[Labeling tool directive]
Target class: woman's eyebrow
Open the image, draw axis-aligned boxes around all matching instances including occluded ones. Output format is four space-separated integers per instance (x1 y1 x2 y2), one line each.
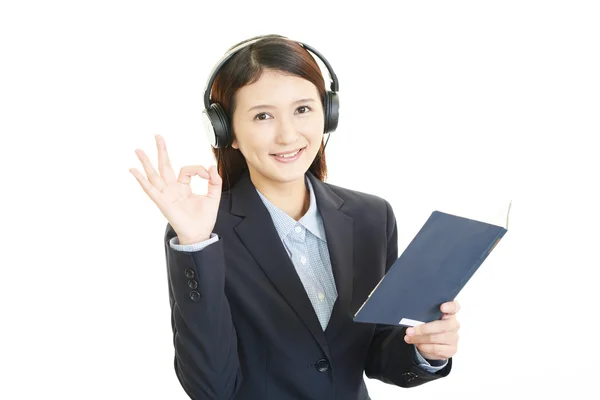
247 98 317 112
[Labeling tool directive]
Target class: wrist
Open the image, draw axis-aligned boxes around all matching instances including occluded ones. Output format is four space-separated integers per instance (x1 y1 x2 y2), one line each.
178 235 210 245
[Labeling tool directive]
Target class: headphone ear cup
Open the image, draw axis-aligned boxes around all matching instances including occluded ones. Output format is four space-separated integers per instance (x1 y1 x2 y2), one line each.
204 103 231 148
323 91 339 134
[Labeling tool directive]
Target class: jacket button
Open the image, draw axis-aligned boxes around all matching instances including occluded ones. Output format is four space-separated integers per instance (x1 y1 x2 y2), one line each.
189 291 201 301
403 371 418 382
188 279 198 289
185 269 195 279
315 358 329 372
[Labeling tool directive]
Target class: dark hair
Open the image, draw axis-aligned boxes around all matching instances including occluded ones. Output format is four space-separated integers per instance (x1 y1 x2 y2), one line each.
208 34 328 191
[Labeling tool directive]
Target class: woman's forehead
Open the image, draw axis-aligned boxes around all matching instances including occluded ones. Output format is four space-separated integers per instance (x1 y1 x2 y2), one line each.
236 70 319 107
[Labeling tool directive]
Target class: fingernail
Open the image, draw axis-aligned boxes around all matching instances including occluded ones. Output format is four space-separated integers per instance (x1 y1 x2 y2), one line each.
407 328 415 335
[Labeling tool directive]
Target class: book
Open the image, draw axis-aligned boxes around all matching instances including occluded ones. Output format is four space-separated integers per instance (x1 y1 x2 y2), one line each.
353 201 511 327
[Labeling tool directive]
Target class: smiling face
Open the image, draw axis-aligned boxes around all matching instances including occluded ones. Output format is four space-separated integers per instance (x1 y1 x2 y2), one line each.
231 69 325 191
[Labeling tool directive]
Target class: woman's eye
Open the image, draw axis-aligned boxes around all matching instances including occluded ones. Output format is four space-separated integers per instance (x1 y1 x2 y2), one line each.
254 112 271 121
254 106 311 120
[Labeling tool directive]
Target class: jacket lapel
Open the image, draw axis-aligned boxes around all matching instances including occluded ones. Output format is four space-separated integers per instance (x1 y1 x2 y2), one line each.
230 171 330 357
229 170 354 356
305 172 354 341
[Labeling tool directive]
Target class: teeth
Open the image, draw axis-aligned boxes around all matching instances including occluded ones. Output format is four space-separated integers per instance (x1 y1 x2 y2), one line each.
276 149 300 158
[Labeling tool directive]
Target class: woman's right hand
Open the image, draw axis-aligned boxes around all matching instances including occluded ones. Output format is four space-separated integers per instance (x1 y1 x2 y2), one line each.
130 134 222 245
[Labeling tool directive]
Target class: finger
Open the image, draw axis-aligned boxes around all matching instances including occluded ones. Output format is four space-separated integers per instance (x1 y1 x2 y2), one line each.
206 165 222 200
415 343 456 360
177 165 210 185
405 331 458 345
407 318 459 336
130 168 162 203
441 300 461 314
135 149 166 191
156 135 177 184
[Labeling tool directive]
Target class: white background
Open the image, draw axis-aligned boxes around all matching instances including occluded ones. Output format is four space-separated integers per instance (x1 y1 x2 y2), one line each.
1 0 598 398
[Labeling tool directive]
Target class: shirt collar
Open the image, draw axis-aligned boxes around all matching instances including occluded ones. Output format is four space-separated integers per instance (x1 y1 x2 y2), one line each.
255 175 327 242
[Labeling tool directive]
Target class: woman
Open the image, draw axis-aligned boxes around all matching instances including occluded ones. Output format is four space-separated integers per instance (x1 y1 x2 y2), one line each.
130 34 460 400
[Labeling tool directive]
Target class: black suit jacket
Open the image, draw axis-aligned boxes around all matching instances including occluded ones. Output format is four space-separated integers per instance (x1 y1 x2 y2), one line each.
163 170 451 399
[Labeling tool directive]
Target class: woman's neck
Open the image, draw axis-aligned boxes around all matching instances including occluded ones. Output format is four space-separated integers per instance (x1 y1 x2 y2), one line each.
252 175 310 221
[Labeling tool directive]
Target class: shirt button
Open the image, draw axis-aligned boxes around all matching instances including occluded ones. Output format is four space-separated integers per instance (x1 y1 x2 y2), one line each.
295 226 302 233
318 292 325 301
300 256 307 264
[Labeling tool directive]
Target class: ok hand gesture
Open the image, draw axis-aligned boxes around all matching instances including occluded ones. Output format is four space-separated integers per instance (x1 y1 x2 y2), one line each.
130 135 222 244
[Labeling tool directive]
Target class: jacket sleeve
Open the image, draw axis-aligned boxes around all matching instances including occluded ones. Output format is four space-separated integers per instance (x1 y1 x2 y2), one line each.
364 200 452 388
164 223 242 400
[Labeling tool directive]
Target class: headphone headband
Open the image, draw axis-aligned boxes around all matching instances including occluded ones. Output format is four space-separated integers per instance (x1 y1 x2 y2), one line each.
203 36 339 109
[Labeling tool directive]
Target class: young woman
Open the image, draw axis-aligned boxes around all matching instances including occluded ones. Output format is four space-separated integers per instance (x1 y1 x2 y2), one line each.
130 34 460 400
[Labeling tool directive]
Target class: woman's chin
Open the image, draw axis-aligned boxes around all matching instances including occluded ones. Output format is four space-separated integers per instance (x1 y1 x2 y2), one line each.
265 164 310 185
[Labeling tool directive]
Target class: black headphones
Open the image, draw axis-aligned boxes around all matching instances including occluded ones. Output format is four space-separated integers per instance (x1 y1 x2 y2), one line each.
201 36 340 149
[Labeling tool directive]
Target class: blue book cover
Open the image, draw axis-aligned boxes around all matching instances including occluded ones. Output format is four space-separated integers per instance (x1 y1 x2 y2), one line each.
353 203 510 327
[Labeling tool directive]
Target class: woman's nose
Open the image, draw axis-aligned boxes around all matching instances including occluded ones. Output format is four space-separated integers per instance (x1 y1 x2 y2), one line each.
275 116 298 144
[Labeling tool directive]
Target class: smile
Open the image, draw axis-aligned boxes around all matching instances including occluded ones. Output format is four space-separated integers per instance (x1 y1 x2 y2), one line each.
271 147 306 163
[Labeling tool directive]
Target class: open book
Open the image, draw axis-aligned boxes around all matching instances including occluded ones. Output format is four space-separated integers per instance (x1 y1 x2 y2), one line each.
353 201 512 327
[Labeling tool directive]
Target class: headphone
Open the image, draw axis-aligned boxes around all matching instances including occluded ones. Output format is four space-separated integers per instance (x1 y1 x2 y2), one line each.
201 35 340 149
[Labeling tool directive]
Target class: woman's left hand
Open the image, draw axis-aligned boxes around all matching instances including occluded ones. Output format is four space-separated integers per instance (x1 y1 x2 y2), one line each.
404 300 461 361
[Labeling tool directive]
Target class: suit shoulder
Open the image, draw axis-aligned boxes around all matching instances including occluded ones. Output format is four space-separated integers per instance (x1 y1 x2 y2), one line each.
323 181 392 212
323 180 397 244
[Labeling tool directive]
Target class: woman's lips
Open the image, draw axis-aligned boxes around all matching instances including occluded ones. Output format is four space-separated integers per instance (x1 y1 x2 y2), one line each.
271 147 306 163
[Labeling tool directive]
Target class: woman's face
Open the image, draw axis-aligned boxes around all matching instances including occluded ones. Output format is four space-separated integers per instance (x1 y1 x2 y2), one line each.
231 69 325 189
